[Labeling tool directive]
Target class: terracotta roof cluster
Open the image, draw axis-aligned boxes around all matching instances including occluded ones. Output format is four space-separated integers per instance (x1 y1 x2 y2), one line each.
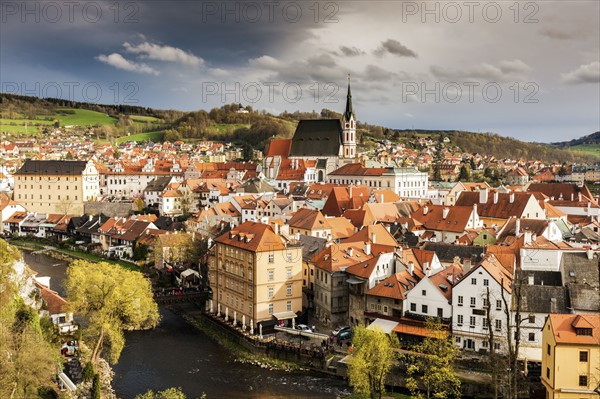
548 314 600 345
413 204 474 233
287 208 330 231
214 221 287 252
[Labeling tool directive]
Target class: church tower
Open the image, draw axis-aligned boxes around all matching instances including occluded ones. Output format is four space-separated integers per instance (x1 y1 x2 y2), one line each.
341 75 356 159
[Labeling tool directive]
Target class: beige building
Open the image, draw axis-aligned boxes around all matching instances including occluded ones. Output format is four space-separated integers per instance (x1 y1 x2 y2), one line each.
212 221 303 326
542 314 600 399
13 160 100 215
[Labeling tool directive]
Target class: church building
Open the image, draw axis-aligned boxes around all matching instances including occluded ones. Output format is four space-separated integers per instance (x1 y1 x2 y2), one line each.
264 77 358 184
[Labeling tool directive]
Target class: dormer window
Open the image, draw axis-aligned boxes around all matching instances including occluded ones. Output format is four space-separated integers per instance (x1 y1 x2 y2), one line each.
576 328 593 336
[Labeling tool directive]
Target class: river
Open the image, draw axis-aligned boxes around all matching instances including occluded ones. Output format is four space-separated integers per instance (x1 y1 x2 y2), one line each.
22 249 352 399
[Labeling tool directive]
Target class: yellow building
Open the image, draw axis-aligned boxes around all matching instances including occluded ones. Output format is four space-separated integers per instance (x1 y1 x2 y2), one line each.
541 314 600 399
13 160 100 215
212 221 303 326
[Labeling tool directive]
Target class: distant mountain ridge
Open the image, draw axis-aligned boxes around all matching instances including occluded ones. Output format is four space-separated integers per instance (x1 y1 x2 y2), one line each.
551 131 600 148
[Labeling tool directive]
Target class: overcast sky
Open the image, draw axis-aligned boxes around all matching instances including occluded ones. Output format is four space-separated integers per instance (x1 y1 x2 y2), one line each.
1 0 599 142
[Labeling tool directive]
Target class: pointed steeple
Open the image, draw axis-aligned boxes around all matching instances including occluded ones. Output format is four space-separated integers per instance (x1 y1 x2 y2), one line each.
344 74 354 121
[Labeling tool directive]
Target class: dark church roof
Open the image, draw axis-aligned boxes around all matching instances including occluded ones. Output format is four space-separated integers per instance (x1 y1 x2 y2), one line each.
289 119 342 157
15 159 88 175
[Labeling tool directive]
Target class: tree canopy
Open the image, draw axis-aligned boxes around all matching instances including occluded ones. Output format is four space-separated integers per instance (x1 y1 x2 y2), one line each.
405 318 461 399
66 260 160 363
347 325 400 399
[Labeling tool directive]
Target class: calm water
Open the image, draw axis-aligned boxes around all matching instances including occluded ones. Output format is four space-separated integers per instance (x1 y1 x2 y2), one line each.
23 250 352 399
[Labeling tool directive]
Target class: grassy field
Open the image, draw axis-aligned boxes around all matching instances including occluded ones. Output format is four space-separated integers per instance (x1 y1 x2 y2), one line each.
130 115 160 123
569 144 600 158
211 123 251 134
54 109 117 126
116 131 164 144
1 109 117 133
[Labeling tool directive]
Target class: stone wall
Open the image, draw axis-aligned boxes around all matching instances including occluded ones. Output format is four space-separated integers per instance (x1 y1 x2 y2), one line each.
84 202 134 217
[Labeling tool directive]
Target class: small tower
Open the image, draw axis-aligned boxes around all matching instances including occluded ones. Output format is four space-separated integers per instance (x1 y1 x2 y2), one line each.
341 74 356 159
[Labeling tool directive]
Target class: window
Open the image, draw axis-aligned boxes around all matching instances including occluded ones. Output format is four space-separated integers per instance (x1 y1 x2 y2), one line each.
268 287 274 298
286 284 292 296
286 267 292 279
286 301 292 312
437 308 443 318
546 368 550 379
483 318 488 329
383 306 388 313
579 375 588 387
547 344 551 355
410 303 416 312
580 351 589 362
268 303 273 315
469 316 476 327
457 315 463 325
528 314 535 324
455 336 461 343
422 289 426 296
496 300 502 310
471 278 476 285
458 296 463 306
483 298 489 307
483 279 489 286
528 333 535 341
268 253 274 263
422 305 428 314
470 297 476 307
495 320 502 331
493 342 500 351
268 269 274 281
248 286 253 298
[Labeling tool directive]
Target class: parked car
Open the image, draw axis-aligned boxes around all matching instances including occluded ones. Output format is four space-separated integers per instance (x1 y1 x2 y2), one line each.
336 329 353 341
332 326 351 336
295 324 311 332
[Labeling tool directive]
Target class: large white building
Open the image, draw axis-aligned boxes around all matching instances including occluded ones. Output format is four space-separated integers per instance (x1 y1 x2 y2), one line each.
452 254 512 353
327 163 428 199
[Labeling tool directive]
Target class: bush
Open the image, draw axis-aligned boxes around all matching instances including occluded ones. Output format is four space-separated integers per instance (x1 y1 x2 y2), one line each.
91 373 101 399
82 362 95 383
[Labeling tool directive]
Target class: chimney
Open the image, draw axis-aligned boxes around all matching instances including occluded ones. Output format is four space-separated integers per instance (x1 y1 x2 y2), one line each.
550 298 557 313
408 261 414 276
273 222 280 235
524 230 532 244
296 232 300 241
423 206 429 215
380 193 384 203
473 203 477 215
493 191 499 204
578 192 582 202
479 188 488 204
442 207 449 219
348 248 354 257
571 193 574 201
462 258 471 274
528 275 534 285
587 201 592 215
349 186 353 198
371 232 376 244
586 248 593 260
509 192 515 203
363 242 371 255
515 218 521 237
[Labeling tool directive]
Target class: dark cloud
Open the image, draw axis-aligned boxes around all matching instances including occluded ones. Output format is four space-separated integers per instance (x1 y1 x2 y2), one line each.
339 46 365 57
539 27 577 40
374 39 417 58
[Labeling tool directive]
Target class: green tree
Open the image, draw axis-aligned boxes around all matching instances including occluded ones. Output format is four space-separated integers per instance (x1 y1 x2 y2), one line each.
405 318 461 399
347 325 400 399
135 387 192 399
457 164 471 182
0 240 58 399
432 164 442 181
91 374 101 399
65 261 160 363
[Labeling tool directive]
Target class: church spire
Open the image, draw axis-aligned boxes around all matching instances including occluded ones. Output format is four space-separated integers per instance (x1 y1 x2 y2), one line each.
344 74 354 121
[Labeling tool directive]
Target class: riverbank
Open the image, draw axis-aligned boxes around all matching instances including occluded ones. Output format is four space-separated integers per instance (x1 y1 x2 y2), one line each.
170 304 307 373
9 238 139 270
